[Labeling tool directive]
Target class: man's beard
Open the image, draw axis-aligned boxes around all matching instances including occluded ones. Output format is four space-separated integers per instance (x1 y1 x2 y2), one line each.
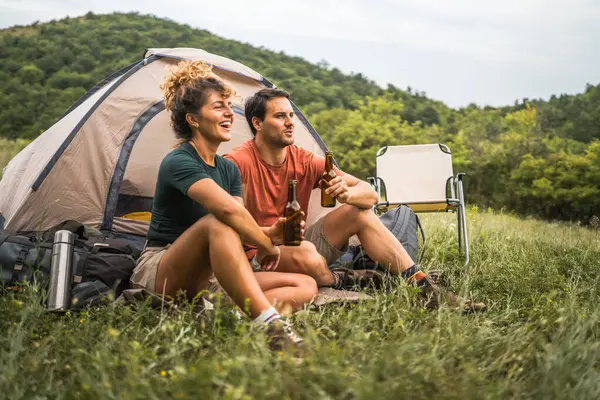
269 133 294 148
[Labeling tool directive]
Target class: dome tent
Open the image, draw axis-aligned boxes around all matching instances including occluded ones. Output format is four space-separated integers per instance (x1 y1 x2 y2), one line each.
0 48 332 236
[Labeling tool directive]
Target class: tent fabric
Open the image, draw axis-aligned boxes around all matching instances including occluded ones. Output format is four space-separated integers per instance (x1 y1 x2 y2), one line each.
0 48 336 236
144 48 264 82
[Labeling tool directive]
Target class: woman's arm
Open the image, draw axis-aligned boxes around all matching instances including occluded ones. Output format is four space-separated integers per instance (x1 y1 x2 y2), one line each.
187 179 274 251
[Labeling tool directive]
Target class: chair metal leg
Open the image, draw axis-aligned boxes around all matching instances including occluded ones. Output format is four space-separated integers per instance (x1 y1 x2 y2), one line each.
457 203 463 252
456 173 470 270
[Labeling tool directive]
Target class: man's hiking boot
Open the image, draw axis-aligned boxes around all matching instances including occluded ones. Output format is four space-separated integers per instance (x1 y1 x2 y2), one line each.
265 319 306 356
416 275 487 313
331 267 386 290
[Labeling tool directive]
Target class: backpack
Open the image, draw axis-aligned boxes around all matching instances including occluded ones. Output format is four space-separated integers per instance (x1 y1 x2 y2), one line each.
337 205 425 271
0 221 141 309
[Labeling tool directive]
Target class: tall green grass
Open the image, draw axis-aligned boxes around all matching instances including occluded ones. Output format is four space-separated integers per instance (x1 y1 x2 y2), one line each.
2 209 600 399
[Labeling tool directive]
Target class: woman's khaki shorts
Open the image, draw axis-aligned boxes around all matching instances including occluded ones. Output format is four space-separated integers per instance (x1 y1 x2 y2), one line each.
130 244 223 296
130 244 170 293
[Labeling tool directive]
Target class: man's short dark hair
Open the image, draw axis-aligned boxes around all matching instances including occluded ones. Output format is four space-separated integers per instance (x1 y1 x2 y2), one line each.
245 88 290 135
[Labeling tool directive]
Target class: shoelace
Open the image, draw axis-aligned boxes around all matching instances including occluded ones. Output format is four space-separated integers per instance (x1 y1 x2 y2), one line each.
281 321 303 344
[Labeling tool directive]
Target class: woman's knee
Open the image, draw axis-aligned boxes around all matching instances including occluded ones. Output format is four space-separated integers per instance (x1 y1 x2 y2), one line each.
205 215 239 241
299 273 318 294
294 274 318 304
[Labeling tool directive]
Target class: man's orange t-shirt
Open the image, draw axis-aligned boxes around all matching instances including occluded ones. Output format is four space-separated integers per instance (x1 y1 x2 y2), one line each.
224 139 343 229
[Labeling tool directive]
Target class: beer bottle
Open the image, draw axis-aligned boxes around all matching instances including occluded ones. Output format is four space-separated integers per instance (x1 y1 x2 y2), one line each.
321 151 337 207
283 179 302 246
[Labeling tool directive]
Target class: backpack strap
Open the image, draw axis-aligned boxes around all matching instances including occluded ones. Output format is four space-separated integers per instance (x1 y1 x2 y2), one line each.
0 232 9 247
11 247 29 283
73 247 89 284
415 213 426 263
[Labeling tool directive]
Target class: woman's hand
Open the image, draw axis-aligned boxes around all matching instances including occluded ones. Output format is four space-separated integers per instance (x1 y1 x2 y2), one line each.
255 243 281 271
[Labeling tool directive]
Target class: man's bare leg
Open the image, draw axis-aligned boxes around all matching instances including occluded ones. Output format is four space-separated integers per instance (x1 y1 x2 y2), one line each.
274 240 382 289
321 205 414 275
275 241 335 286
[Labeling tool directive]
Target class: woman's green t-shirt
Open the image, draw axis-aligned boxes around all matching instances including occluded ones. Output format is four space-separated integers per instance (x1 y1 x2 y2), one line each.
147 142 242 243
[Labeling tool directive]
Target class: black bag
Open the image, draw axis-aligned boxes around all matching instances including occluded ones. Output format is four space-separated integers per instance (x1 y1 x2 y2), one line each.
337 205 425 271
0 222 141 309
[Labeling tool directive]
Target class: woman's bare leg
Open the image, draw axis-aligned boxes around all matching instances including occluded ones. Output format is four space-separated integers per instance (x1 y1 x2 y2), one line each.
155 214 272 318
254 272 318 312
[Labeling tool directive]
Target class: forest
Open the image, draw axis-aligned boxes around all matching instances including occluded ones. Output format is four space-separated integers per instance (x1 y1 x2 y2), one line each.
1 12 599 223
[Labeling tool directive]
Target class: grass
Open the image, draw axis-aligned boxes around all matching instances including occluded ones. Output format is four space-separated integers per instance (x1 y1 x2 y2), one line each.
2 208 600 399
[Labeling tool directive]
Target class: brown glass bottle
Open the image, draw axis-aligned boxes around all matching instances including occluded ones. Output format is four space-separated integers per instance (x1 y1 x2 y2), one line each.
321 151 337 207
283 180 302 246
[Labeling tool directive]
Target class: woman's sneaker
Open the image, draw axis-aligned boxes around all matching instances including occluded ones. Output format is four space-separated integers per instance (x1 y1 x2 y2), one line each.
265 319 306 355
416 275 487 313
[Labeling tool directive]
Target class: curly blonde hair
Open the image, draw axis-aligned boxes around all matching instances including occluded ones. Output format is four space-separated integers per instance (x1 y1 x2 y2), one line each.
160 61 235 141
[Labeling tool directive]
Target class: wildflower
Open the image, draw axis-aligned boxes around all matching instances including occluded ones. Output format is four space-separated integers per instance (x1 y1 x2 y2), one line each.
160 370 167 377
107 328 120 338
79 319 85 324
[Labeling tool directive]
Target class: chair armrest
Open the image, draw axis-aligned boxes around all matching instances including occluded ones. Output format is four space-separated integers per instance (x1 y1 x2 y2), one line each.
367 176 377 190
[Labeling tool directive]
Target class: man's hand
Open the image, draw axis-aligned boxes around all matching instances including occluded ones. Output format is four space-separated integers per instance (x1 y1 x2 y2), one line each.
324 176 351 204
266 213 306 245
255 243 281 271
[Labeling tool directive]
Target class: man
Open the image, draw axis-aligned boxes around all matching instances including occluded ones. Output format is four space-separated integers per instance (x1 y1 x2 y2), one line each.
225 88 485 312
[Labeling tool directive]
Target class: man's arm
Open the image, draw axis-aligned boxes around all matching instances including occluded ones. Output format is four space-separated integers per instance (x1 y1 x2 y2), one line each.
324 173 378 209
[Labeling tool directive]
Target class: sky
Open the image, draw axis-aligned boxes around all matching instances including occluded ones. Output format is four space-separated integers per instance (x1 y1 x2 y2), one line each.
1 0 599 108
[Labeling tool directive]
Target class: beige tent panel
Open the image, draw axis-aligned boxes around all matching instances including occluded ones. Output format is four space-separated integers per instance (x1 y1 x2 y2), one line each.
146 48 263 82
1 48 335 237
9 60 169 232
0 77 122 226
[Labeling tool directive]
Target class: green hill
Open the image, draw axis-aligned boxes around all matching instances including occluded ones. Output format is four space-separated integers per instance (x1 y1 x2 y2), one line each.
0 12 384 140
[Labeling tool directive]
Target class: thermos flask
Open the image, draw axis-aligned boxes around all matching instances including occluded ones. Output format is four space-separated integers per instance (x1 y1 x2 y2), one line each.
46 230 75 312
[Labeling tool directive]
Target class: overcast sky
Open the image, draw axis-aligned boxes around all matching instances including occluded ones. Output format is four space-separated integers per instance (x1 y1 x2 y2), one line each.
1 0 599 108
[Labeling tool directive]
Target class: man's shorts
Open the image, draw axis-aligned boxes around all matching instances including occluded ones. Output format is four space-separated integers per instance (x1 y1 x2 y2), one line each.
305 215 348 266
130 243 223 296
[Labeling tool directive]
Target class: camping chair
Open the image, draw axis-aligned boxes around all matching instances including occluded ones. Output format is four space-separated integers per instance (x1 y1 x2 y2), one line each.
367 144 470 269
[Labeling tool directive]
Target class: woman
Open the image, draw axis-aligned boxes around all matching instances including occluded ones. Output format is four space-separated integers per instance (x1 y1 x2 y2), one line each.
130 61 317 351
